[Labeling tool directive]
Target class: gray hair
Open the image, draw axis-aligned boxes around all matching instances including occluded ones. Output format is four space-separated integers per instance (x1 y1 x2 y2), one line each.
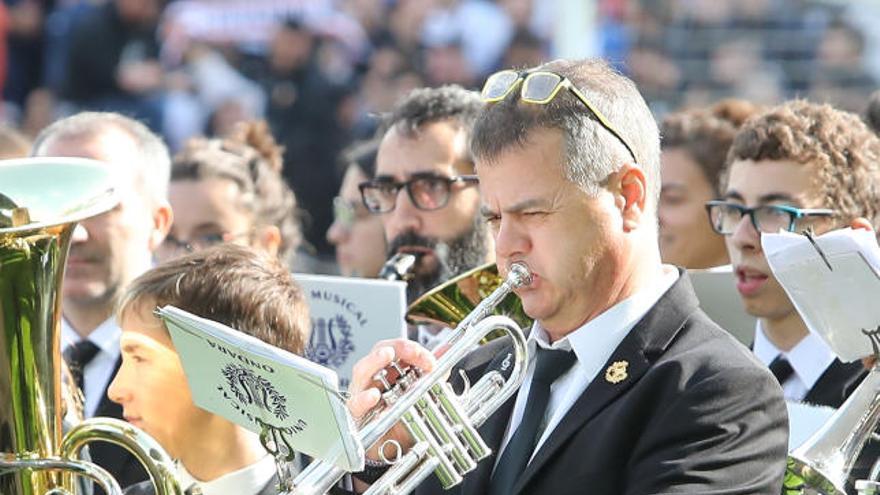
471 59 661 207
32 112 171 206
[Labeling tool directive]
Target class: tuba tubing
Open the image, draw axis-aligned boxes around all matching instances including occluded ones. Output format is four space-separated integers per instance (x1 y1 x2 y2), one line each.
0 158 182 495
289 264 532 495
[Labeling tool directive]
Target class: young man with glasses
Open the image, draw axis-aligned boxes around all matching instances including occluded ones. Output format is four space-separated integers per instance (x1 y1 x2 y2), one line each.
712 100 880 409
347 59 788 494
359 85 491 308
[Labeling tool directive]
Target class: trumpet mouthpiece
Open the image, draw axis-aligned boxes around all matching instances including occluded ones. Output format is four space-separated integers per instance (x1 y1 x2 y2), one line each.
508 262 532 288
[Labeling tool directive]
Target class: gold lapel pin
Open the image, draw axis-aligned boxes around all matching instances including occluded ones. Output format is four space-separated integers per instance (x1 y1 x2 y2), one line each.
605 360 629 384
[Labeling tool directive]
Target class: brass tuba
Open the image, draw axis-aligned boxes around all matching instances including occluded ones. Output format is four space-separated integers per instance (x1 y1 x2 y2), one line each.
783 363 880 495
289 262 533 495
0 158 182 495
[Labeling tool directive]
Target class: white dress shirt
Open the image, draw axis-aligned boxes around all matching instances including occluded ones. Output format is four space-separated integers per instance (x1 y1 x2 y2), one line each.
495 266 680 467
61 317 122 418
177 454 276 495
752 321 836 402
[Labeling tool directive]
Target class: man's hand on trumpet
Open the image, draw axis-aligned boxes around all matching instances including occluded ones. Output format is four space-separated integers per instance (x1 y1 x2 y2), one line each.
348 338 437 461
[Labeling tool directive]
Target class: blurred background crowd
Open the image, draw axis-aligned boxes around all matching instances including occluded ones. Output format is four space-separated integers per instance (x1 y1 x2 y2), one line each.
1 0 878 273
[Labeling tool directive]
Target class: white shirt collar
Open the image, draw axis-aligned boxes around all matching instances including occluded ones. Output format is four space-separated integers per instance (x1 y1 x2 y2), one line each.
527 266 679 383
753 320 835 392
61 316 121 358
177 455 276 495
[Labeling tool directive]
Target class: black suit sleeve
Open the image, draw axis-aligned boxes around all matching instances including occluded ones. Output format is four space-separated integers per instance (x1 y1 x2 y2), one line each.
625 365 788 494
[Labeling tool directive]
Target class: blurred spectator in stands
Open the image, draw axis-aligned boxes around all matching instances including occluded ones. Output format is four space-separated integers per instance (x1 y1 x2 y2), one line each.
61 0 165 133
423 38 477 88
0 123 29 157
659 99 761 269
626 40 682 115
327 139 386 278
709 39 784 105
158 120 302 269
259 18 351 269
3 0 52 116
422 0 513 78
865 89 880 134
498 29 547 72
351 45 423 139
810 19 877 113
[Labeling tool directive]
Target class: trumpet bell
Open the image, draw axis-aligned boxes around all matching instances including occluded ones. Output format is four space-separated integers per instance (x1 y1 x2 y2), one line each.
406 262 531 331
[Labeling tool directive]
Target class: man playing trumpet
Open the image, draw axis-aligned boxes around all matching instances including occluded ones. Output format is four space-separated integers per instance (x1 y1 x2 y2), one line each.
348 59 789 494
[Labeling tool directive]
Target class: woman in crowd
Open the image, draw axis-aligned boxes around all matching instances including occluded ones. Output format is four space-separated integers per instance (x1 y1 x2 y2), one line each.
157 120 301 268
659 99 761 269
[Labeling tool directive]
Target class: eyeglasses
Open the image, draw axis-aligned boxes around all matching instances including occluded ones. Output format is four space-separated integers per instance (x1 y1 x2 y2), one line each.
359 173 478 214
160 231 251 254
705 200 836 235
332 196 370 228
480 69 638 164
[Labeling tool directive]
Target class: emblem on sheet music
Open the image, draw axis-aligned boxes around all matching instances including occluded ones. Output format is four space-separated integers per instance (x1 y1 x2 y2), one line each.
222 363 290 421
605 360 629 384
306 314 355 368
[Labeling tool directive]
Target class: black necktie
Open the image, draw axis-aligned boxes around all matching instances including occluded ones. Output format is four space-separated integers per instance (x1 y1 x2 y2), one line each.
63 340 100 391
769 355 794 385
489 348 577 495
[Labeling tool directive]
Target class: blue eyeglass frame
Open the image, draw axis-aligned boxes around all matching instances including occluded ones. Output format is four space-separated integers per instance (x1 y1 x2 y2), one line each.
704 200 836 235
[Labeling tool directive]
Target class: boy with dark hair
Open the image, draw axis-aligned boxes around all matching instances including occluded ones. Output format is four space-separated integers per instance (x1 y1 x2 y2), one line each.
109 244 310 495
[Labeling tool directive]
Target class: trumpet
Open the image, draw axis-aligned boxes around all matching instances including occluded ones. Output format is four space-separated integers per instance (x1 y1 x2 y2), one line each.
0 158 181 495
289 262 532 495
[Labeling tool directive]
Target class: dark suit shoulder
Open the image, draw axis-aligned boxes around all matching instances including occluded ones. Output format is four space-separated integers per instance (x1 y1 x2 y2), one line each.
653 308 777 387
805 358 868 408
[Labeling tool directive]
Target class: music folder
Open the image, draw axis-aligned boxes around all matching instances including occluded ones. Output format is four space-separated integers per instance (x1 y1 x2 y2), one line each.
295 274 407 391
158 305 365 472
763 228 880 362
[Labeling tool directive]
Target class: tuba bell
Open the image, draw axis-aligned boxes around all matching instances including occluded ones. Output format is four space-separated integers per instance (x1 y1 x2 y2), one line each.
0 158 182 495
783 363 880 495
288 262 533 495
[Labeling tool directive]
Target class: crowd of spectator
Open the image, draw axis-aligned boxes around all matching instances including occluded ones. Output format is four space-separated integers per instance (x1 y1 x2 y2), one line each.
1 0 878 271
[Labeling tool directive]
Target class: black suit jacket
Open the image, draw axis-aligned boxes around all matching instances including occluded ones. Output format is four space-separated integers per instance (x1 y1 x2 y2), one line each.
803 358 867 408
417 272 789 495
90 356 148 492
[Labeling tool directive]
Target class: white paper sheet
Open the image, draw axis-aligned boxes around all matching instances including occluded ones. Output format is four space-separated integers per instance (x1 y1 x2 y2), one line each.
763 228 880 362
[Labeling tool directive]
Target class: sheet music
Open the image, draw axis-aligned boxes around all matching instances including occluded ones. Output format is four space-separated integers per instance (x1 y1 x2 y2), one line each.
159 305 365 472
762 228 880 362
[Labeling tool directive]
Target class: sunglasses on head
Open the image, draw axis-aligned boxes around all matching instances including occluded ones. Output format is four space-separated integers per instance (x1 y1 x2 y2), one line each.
481 69 638 164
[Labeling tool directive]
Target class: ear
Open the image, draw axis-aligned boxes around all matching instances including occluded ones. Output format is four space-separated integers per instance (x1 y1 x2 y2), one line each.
615 165 647 232
255 225 282 257
850 217 874 232
148 202 173 251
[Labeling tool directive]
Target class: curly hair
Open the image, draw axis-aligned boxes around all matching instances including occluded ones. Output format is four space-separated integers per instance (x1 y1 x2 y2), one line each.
662 99 763 195
724 99 880 228
172 121 302 263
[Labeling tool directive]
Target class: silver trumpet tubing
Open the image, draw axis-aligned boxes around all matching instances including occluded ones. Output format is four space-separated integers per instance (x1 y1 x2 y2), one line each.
784 364 880 494
289 263 532 495
378 253 417 281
